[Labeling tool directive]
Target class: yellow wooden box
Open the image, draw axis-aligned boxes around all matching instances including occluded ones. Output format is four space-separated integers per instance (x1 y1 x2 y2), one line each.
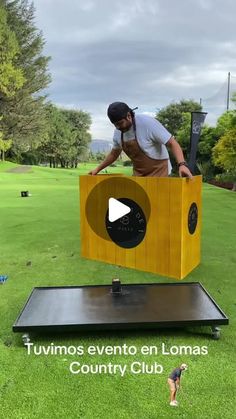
79 175 202 279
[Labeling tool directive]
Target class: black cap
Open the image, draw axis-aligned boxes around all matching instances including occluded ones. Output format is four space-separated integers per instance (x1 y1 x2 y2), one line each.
107 102 131 123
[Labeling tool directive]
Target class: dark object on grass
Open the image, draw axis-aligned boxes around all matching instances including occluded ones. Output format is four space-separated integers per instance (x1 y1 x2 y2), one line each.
4 339 12 347
112 278 122 294
0 275 8 284
26 261 32 266
21 191 29 197
13 281 228 340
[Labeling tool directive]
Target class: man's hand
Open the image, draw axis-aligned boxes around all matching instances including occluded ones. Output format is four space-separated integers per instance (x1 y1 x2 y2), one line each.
88 148 121 176
179 165 193 179
167 137 193 179
88 168 99 175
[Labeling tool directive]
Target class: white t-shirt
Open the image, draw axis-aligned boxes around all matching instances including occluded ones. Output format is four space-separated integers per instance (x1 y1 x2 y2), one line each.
112 114 172 173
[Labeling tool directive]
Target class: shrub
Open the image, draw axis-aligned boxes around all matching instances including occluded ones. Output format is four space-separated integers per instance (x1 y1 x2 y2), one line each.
123 160 133 166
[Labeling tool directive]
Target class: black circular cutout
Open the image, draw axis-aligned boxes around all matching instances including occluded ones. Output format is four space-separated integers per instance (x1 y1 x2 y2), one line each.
85 177 150 241
188 202 198 234
105 198 146 248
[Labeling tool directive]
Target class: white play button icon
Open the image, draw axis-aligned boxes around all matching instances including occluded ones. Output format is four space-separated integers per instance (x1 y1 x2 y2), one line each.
108 198 131 222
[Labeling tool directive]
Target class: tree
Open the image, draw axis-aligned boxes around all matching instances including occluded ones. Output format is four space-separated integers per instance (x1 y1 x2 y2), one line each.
96 152 106 162
0 4 25 97
214 110 235 138
175 112 191 156
38 105 91 168
195 126 219 180
61 109 92 167
0 4 25 159
212 128 236 191
38 105 70 168
0 134 12 161
156 99 202 136
0 0 51 160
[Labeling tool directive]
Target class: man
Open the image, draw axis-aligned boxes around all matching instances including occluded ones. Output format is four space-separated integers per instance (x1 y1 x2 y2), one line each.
89 102 192 178
168 363 188 407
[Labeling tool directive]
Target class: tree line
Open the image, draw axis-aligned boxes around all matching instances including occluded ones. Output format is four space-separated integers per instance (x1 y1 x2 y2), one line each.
0 0 91 167
0 1 235 187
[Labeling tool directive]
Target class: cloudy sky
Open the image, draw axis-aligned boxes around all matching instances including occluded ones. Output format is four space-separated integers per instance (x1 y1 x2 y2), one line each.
33 0 236 140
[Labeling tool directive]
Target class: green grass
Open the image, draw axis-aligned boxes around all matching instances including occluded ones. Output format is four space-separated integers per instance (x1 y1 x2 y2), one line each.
0 161 235 418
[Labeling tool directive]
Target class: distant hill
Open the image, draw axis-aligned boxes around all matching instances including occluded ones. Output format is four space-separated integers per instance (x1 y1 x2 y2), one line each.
90 140 113 153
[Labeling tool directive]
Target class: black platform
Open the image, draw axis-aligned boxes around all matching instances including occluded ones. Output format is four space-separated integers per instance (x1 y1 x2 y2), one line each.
13 282 228 337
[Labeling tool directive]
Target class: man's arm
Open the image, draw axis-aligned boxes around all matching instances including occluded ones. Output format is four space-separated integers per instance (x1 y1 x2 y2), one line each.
166 136 193 178
88 148 122 175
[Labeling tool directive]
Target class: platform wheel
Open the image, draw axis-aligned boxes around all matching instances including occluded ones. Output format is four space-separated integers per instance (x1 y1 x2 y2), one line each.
22 333 31 345
211 326 221 340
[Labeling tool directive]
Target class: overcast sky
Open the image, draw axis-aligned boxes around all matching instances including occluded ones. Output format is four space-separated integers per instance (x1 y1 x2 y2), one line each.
33 0 236 140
